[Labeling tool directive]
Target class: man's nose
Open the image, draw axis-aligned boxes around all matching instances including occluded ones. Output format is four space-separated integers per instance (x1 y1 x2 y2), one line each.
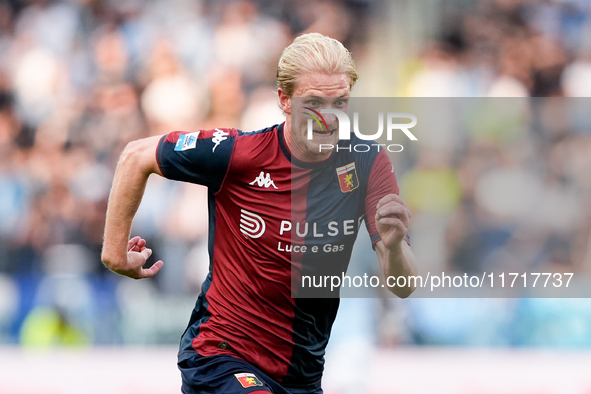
321 111 338 126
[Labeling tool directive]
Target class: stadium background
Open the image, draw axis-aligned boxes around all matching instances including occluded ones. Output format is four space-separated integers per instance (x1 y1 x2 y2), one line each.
1 0 591 392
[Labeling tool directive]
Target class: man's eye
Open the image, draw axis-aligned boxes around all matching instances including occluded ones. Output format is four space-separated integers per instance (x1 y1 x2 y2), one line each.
308 100 319 107
335 100 345 107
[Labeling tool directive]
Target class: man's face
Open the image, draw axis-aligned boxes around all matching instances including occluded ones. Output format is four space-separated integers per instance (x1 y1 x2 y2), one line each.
281 72 350 162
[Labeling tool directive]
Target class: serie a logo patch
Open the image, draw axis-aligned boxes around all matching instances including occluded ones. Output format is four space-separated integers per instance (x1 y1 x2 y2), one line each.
234 372 263 388
336 162 359 193
174 131 200 151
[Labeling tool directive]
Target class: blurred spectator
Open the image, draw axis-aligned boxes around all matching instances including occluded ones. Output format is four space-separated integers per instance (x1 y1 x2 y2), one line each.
0 273 19 342
19 306 88 347
400 147 463 273
141 37 206 135
19 244 96 347
212 0 289 88
562 57 591 97
406 39 475 97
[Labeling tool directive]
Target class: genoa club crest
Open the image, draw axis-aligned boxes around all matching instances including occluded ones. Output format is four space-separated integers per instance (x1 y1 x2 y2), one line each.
234 372 263 388
336 162 359 193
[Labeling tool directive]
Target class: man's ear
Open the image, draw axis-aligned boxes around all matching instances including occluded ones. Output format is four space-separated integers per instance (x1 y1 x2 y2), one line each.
278 88 291 115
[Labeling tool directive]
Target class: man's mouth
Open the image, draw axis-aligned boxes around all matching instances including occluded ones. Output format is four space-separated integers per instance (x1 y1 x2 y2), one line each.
312 129 336 136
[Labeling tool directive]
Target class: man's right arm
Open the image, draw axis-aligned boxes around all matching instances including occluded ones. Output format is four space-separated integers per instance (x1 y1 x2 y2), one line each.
101 135 165 279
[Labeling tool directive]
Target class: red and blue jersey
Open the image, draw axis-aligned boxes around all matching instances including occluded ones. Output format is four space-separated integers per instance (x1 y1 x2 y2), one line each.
156 123 399 392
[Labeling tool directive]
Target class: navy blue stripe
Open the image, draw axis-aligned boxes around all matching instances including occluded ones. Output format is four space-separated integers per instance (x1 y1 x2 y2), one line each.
178 190 218 361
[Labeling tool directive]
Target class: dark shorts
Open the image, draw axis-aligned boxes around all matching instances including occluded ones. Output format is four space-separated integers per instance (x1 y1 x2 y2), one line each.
179 354 295 394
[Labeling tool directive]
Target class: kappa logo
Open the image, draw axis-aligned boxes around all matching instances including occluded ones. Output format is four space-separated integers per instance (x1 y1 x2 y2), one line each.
240 209 266 239
234 372 263 388
212 128 229 152
249 171 278 189
336 162 359 193
174 131 200 151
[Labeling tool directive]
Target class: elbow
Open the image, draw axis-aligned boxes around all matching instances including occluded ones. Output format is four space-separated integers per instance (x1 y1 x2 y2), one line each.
118 138 160 177
101 249 123 272
389 284 416 299
100 251 114 271
119 140 143 170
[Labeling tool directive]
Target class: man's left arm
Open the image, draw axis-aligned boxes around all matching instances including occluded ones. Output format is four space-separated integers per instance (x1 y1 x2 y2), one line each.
364 149 417 298
374 194 417 298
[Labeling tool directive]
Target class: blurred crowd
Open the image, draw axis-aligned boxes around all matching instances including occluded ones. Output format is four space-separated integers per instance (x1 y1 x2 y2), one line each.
0 0 591 349
0 0 372 346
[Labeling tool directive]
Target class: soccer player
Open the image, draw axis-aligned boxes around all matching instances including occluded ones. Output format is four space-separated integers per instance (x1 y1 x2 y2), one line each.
101 33 416 394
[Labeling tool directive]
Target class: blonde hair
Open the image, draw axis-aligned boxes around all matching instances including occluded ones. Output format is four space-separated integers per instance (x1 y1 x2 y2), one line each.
277 33 358 96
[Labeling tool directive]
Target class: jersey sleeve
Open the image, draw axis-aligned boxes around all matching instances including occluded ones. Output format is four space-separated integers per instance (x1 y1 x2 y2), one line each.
156 128 237 191
364 149 410 247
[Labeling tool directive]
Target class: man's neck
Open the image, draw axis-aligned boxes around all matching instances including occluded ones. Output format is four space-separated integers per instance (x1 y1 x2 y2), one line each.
282 120 333 163
283 119 292 153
